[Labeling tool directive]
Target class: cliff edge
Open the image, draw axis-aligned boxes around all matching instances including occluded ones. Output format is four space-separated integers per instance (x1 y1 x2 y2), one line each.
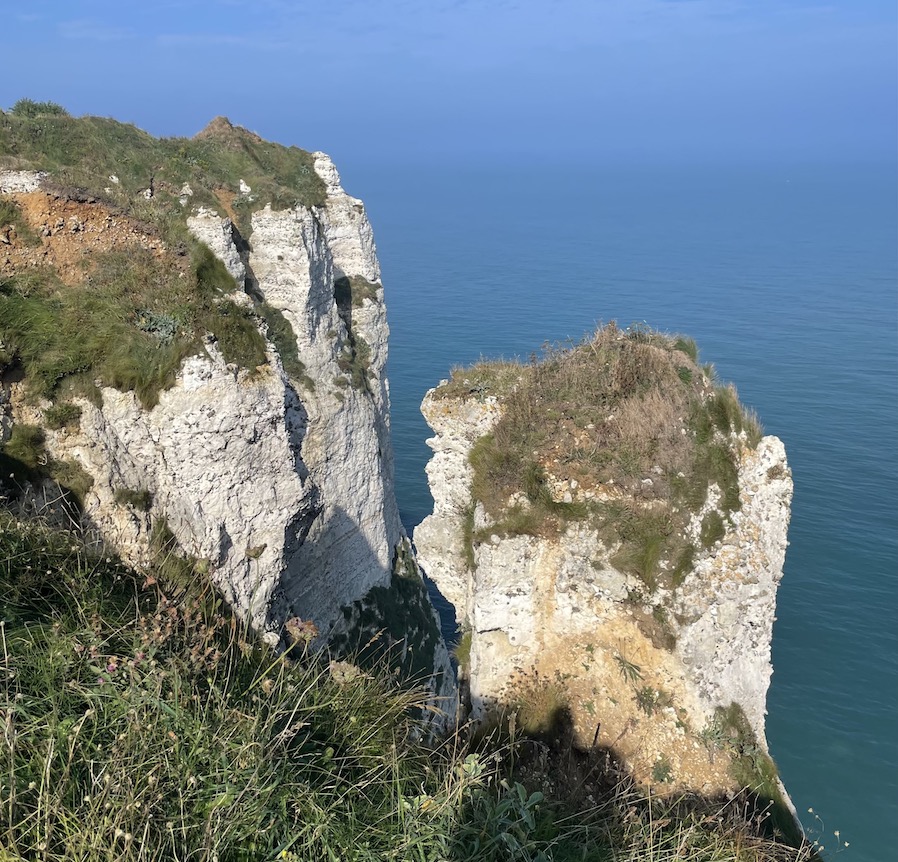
0 109 452 704
415 325 795 823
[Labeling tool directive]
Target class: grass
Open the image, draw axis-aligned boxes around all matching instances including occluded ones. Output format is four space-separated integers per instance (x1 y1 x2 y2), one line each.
0 196 39 246
0 106 331 408
9 99 69 119
256 301 313 389
506 673 571 739
0 510 816 861
701 704 803 848
701 510 726 549
0 102 375 411
333 275 380 310
433 359 525 401
0 244 268 408
450 324 762 591
46 459 94 504
337 334 372 392
1 424 46 468
0 107 326 222
113 488 153 511
42 403 82 430
332 276 377 392
0 424 93 505
453 627 473 672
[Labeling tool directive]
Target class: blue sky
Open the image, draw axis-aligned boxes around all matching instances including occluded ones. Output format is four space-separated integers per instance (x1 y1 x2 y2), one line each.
3 0 895 167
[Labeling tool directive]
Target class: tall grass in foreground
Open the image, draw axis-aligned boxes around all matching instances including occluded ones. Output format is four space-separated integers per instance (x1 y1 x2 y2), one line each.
0 512 816 861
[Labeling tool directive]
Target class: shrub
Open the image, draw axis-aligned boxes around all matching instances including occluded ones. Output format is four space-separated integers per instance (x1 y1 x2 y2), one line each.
9 99 69 118
43 402 82 429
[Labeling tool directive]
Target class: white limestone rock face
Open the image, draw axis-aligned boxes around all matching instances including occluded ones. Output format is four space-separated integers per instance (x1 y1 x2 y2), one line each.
416 386 793 791
3 155 454 704
312 153 381 284
673 436 793 739
414 393 503 619
41 343 314 627
186 208 246 285
246 202 400 627
0 170 47 193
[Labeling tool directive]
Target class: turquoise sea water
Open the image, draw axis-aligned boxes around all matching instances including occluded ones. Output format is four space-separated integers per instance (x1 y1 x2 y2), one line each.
346 160 897 861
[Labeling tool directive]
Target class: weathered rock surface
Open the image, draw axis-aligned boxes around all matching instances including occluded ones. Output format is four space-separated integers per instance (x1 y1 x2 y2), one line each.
1 158 454 707
186 207 246 284
0 169 47 193
416 383 792 792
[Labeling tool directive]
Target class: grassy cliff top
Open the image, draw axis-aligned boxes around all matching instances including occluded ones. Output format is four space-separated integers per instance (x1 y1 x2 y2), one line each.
438 323 763 591
0 101 327 413
0 99 326 218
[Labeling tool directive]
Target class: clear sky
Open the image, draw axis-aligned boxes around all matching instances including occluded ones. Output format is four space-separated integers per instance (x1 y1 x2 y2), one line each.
2 0 895 168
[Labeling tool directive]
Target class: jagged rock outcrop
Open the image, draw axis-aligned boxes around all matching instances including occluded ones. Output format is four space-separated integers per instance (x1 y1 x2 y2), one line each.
415 333 792 794
0 125 454 708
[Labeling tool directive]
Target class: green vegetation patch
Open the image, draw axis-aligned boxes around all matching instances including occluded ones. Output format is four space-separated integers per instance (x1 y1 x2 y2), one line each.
331 540 441 684
454 324 761 591
0 195 40 245
0 513 432 859
9 98 70 119
42 401 82 430
333 274 380 310
433 358 525 401
453 626 473 672
461 502 476 571
337 334 372 392
256 301 314 389
332 276 376 393
2 423 46 468
701 704 803 847
0 423 93 505
0 106 326 221
0 244 268 407
0 508 813 860
700 510 726 549
113 487 153 511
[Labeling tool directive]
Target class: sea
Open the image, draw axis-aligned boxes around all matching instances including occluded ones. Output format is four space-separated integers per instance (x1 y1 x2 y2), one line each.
342 158 897 862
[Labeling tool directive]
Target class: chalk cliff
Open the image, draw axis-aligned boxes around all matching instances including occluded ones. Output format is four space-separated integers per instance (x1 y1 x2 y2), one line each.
0 115 452 704
415 328 793 798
